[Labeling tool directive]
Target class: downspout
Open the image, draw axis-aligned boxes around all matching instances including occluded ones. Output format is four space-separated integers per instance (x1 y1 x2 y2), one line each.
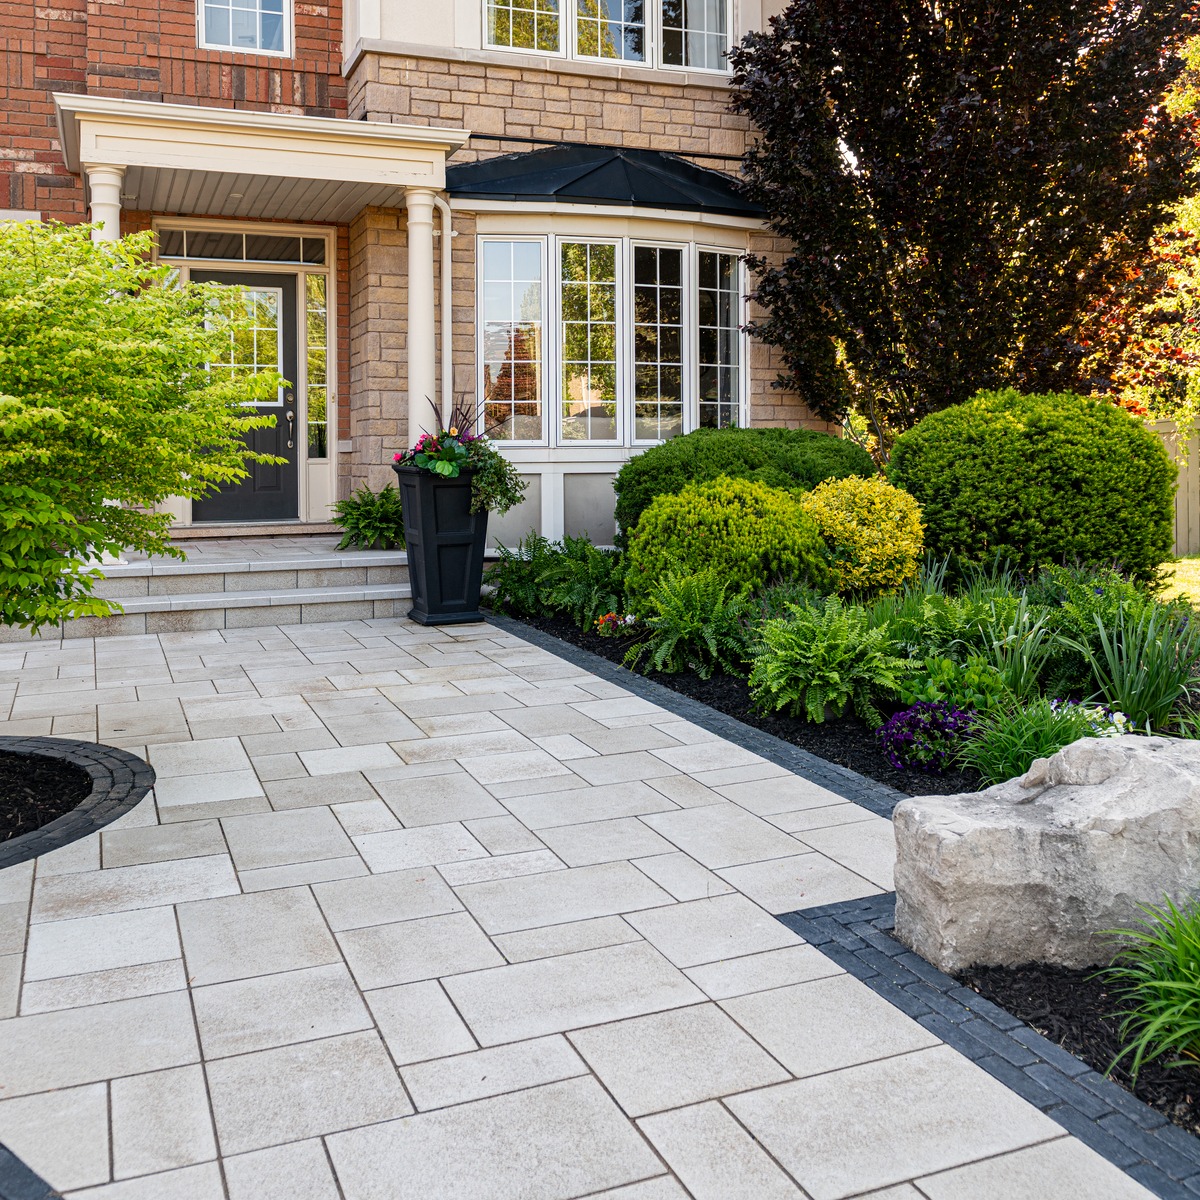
433 195 455 427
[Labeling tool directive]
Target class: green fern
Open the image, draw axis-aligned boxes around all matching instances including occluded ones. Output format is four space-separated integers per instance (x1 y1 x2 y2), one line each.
749 597 913 726
537 536 626 631
624 570 750 679
483 533 558 616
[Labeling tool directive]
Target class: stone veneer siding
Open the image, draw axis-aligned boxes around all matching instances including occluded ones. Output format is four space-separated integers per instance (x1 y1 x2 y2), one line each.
343 50 832 491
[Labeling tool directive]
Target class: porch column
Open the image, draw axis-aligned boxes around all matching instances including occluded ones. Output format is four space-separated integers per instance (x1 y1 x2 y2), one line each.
405 186 438 447
85 165 124 242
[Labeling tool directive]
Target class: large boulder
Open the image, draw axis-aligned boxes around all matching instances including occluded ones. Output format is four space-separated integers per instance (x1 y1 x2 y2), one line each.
893 736 1200 971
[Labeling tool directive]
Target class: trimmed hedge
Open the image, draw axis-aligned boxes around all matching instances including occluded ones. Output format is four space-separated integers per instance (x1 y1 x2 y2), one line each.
613 426 875 541
888 390 1177 580
624 476 829 613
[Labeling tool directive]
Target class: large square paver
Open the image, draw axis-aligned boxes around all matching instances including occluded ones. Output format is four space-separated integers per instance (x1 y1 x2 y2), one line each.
795 819 897 890
351 823 488 873
0 1083 110 1192
538 818 677 867
177 888 340 986
501 781 678 830
625 894 801 968
327 1077 665 1200
366 980 478 1066
193 963 372 1058
313 867 463 931
717 852 880 912
24 906 179 981
444 941 705 1045
206 1030 413 1155
221 808 355 872
224 1139 342 1200
110 1063 217 1180
642 805 807 869
638 1100 805 1200
337 911 504 989
374 773 507 826
726 1045 1062 1200
454 861 673 934
916 1136 1155 1200
569 1003 790 1116
721 975 939 1077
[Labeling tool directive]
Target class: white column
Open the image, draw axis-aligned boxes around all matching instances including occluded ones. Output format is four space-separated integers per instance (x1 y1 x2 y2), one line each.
85 165 124 243
405 186 438 447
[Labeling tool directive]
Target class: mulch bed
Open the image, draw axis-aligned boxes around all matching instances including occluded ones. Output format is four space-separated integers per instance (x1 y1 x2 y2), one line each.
962 962 1200 1137
0 749 94 844
508 612 981 798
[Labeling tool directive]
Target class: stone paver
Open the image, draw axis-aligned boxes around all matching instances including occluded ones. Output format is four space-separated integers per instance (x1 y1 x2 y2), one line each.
0 617 1155 1198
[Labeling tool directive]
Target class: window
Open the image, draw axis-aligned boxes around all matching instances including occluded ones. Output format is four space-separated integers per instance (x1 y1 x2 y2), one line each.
483 0 728 71
481 241 545 440
205 286 284 402
662 0 726 70
486 0 561 52
577 0 646 62
698 250 740 429
480 236 743 445
306 276 329 459
157 228 325 264
200 0 287 53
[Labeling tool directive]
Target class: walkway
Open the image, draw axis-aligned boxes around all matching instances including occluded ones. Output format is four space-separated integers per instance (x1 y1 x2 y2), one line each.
0 618 1151 1199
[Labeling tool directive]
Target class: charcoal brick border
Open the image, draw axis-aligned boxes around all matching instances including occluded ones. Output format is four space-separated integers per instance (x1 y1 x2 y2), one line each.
486 611 907 818
0 1143 58 1200
779 893 1200 1200
0 737 155 872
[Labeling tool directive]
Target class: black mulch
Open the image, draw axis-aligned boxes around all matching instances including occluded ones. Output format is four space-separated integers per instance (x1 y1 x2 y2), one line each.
962 962 1200 1138
0 749 94 844
508 612 981 798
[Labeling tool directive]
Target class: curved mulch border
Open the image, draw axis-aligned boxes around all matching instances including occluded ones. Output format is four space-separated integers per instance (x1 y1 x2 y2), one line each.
0 737 155 872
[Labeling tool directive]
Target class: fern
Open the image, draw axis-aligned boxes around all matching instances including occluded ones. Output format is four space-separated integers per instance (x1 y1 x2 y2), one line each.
483 533 558 616
624 570 750 679
749 597 913 727
538 536 626 630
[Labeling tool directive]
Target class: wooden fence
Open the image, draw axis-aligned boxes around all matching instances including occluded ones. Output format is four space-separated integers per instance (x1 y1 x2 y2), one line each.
1154 420 1200 557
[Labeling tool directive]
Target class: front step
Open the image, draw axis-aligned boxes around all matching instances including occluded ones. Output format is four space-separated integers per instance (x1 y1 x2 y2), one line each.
1 549 413 641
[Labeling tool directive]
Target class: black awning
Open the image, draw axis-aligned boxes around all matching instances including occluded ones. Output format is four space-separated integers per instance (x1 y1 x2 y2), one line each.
445 144 762 218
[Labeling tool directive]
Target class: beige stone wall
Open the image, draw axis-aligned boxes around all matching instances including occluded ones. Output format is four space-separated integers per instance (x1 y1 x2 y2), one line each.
344 49 833 477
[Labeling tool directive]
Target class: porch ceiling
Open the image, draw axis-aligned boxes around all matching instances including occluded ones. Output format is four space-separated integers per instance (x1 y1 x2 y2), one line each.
55 94 471 223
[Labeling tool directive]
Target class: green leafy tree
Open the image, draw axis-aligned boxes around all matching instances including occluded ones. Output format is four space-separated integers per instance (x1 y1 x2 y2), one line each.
0 222 281 630
729 0 1198 441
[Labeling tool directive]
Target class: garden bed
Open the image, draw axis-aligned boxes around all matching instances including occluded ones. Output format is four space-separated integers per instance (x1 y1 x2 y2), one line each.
509 612 981 798
0 748 92 844
961 962 1200 1138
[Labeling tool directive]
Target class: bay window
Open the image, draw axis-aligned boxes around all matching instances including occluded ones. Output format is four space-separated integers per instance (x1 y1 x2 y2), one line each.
483 0 729 71
479 235 744 446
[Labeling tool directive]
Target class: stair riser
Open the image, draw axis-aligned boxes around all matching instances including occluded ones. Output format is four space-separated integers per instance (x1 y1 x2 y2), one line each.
1 597 412 642
93 564 408 601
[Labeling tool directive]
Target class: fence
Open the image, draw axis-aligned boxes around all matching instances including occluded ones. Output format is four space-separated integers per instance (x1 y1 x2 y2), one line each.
1154 419 1200 557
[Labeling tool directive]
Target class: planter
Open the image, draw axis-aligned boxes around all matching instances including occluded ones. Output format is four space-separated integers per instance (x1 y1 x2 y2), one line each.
392 463 488 625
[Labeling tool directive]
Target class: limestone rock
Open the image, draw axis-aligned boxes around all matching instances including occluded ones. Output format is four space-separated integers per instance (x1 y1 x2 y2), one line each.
893 735 1200 971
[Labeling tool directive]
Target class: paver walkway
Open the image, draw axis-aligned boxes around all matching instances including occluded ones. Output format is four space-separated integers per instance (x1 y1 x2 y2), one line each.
0 618 1152 1200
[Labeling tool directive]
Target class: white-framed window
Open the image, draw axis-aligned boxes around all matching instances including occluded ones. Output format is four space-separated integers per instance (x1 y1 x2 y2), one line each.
482 0 730 72
199 0 290 55
477 234 746 447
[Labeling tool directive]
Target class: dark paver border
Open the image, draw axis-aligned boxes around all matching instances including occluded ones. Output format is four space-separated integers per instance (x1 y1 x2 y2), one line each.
779 893 1200 1200
485 610 907 818
0 737 155 872
0 1144 58 1200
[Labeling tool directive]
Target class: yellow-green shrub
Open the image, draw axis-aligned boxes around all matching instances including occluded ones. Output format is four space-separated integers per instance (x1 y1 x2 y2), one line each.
801 476 924 594
625 476 829 614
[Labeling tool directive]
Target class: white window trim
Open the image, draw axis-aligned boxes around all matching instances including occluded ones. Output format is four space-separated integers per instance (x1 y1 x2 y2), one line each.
477 232 748 451
197 0 293 58
481 0 733 75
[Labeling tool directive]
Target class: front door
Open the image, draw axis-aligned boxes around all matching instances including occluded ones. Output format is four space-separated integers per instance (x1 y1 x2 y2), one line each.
191 270 300 522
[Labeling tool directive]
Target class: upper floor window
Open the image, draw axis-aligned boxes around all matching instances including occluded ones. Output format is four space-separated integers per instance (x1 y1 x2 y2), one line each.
199 0 289 55
483 0 729 72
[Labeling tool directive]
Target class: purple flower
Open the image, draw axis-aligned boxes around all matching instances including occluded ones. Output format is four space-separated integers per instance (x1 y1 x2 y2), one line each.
877 702 978 775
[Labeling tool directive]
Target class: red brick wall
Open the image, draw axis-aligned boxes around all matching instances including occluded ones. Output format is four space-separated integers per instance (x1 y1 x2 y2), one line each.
1 0 346 220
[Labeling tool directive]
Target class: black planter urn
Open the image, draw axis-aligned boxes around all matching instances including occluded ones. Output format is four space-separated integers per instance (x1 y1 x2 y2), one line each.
392 463 489 625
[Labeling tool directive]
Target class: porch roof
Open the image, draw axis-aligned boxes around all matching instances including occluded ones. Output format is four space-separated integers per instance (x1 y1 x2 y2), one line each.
54 94 471 224
446 144 762 218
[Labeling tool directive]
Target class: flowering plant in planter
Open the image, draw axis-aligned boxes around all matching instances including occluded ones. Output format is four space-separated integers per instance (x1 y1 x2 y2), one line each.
393 404 527 516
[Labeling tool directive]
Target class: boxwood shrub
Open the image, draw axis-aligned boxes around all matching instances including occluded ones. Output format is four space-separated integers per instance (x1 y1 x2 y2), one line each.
624 476 829 614
888 390 1177 580
613 426 875 542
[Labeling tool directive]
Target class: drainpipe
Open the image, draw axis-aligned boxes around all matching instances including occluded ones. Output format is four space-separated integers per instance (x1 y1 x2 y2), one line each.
433 195 455 428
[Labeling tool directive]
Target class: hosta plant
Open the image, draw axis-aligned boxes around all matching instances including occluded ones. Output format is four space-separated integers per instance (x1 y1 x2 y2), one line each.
748 598 912 727
898 655 1011 714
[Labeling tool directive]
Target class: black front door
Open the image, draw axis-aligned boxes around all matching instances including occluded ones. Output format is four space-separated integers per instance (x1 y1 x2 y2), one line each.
191 270 300 522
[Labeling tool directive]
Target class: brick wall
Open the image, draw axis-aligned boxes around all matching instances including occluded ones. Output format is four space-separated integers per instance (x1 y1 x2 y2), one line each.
1 0 346 221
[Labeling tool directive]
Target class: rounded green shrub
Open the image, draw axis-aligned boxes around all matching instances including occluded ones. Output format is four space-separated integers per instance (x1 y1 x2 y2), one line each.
614 426 875 542
624 476 829 613
888 390 1177 580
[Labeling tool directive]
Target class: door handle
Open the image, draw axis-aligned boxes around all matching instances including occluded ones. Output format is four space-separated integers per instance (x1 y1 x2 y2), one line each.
286 407 295 450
